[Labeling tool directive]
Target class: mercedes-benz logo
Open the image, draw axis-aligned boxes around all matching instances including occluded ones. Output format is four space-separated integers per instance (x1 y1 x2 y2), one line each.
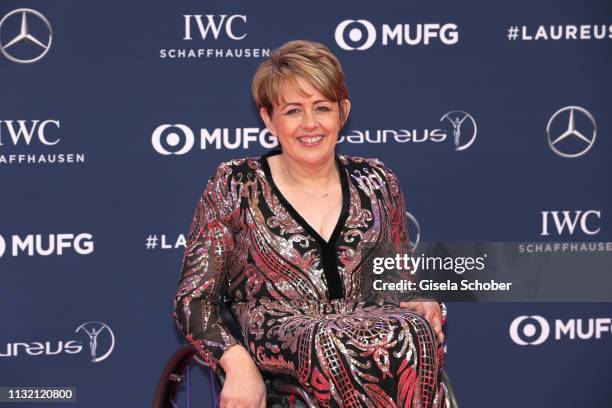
546 106 596 158
0 9 53 64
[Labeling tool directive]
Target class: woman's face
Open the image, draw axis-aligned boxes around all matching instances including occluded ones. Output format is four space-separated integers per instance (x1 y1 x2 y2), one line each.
260 76 350 167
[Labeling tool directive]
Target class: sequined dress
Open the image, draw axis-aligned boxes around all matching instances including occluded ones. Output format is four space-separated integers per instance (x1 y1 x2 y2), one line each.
173 149 446 407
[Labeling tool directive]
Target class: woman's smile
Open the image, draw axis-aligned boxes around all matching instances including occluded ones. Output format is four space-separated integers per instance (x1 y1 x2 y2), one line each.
297 134 325 147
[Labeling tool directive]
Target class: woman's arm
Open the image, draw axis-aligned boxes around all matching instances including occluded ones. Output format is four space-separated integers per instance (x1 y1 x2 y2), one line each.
173 163 240 370
173 163 266 407
377 162 445 344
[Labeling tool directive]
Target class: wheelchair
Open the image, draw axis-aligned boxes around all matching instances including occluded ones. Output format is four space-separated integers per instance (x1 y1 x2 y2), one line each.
153 297 459 408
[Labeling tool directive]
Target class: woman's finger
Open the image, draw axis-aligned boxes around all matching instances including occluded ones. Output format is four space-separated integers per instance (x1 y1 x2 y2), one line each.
424 308 436 324
433 321 442 337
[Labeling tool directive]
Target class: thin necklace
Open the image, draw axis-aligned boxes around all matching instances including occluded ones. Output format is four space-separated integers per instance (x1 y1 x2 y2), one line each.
281 159 338 198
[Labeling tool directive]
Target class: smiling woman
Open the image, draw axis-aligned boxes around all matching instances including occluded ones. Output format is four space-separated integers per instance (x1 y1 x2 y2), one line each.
252 41 350 172
262 77 346 166
173 40 446 408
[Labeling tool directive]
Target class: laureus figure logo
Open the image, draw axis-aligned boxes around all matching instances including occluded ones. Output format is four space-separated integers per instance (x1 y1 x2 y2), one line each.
75 321 115 363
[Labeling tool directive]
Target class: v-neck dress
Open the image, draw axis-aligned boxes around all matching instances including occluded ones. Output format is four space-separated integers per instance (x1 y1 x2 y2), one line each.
174 149 445 408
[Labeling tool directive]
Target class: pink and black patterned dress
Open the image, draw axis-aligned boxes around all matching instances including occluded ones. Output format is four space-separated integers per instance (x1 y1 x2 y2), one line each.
173 149 446 407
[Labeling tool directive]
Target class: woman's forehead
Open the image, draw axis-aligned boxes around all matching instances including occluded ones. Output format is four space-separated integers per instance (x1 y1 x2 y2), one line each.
276 78 330 105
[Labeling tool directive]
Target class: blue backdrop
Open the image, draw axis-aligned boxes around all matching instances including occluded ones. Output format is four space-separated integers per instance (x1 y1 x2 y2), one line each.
1 0 611 406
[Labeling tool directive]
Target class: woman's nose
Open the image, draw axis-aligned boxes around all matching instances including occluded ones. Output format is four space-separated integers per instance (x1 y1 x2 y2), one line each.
301 109 318 129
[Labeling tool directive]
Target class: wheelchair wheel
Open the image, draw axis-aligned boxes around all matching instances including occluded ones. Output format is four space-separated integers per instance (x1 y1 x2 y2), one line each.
441 370 460 408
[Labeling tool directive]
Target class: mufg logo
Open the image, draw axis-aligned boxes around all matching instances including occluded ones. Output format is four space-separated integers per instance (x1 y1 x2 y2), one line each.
335 19 459 50
0 233 94 257
0 321 115 363
509 315 612 345
151 124 278 154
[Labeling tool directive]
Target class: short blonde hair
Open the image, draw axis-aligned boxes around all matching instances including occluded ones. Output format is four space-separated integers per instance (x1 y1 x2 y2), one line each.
251 40 350 127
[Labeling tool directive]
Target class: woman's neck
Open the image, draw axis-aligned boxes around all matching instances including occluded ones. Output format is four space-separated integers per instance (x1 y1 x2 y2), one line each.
277 152 338 189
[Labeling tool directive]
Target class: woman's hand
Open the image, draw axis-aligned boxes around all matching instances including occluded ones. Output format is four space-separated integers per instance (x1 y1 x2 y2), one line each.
399 299 445 345
219 344 266 408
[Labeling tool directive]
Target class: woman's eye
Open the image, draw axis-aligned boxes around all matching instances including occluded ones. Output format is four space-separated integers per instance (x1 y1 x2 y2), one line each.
285 106 330 115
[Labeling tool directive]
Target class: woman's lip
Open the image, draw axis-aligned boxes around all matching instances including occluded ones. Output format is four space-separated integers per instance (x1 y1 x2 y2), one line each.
297 135 325 146
297 135 325 141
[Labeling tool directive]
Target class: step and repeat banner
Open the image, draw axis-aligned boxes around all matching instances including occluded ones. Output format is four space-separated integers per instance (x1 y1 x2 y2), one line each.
1 0 611 406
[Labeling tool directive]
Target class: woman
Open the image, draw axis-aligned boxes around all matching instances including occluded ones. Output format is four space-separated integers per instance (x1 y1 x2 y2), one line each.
174 40 446 408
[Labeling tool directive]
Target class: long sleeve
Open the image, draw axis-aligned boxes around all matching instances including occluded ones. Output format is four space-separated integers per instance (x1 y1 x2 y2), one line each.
383 164 444 305
363 161 422 305
173 163 240 371
383 165 411 251
384 165 418 302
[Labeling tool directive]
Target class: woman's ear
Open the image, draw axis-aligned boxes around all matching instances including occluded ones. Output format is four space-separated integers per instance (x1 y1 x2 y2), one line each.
340 99 351 127
260 107 276 136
